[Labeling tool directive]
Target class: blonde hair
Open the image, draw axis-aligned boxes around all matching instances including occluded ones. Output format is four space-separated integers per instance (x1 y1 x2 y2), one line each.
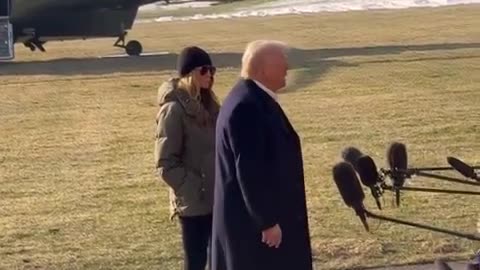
178 75 200 101
240 40 289 79
177 72 220 127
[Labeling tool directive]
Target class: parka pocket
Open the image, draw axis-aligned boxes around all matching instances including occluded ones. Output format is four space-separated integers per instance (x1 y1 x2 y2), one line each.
174 173 205 211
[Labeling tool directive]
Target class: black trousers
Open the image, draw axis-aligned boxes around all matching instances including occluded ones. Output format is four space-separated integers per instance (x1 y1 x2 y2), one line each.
179 214 212 270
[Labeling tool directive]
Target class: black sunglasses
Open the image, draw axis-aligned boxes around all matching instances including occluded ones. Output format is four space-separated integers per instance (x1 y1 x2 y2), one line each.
199 65 216 76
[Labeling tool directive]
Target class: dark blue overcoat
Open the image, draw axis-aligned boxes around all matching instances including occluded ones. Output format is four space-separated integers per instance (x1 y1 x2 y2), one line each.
211 79 313 270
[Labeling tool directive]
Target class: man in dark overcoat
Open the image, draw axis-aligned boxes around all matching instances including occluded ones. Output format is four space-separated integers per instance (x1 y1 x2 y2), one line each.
211 40 313 270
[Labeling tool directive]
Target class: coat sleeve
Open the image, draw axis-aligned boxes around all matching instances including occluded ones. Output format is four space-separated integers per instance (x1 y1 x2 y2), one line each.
155 102 202 193
229 102 279 231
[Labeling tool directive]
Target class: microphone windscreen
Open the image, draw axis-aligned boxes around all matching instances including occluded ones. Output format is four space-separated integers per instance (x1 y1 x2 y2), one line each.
357 155 379 187
387 142 408 171
341 147 363 171
387 142 407 206
447 156 476 179
332 162 365 208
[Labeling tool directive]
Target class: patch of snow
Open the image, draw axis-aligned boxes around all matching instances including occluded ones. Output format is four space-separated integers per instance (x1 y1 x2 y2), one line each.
139 1 218 11
137 0 480 23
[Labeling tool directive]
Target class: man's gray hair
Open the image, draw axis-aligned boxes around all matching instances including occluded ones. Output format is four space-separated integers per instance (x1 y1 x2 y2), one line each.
240 40 289 79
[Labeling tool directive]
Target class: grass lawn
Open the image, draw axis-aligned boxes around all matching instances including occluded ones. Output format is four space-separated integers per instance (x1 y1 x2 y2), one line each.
1 3 479 269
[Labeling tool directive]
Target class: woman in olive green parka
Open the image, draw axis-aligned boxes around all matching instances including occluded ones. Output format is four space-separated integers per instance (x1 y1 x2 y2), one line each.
154 46 220 270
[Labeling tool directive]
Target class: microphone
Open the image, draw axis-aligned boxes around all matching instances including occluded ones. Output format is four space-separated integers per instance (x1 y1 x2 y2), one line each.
387 142 408 206
341 146 363 172
447 156 479 181
332 161 369 231
332 161 480 241
356 155 383 210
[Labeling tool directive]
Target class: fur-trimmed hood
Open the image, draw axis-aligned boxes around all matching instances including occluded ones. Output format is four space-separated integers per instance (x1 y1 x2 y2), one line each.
157 78 202 118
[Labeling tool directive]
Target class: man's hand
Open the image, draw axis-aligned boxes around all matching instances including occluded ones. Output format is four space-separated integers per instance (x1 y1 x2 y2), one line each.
262 224 282 248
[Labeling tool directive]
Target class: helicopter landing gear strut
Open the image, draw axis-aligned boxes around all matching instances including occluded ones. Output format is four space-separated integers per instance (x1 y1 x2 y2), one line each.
114 31 143 56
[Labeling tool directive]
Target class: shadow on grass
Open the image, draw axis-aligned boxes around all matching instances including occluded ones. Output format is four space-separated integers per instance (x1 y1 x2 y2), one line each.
1 42 479 91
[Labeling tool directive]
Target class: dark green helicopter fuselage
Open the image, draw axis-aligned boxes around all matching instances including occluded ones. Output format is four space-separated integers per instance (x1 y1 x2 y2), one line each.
6 0 158 55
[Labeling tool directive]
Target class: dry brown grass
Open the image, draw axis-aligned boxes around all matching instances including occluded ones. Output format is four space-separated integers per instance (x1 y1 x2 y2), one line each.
1 4 480 270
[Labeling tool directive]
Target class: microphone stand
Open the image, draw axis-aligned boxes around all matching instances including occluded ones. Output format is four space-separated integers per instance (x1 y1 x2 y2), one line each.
364 210 480 241
380 168 480 187
413 171 480 187
381 184 480 196
402 166 480 171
